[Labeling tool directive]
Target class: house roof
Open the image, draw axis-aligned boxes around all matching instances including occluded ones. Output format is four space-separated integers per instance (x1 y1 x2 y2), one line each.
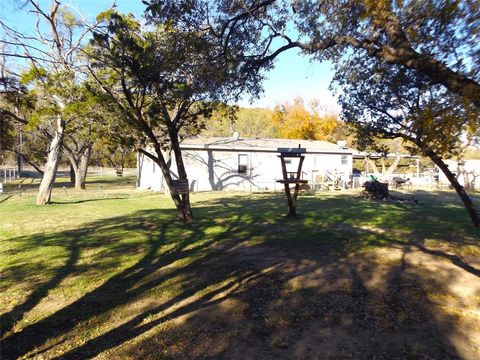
352 150 419 159
180 136 352 155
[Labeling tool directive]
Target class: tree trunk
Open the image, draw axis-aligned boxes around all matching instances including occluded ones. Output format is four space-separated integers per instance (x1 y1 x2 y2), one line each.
382 153 401 181
140 142 194 223
426 149 479 228
367 157 380 176
169 131 194 223
457 160 470 190
69 164 75 184
77 144 92 189
36 118 65 205
65 143 92 190
378 15 480 108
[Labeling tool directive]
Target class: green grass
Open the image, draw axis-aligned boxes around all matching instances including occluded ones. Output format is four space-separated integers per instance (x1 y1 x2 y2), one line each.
1 178 479 359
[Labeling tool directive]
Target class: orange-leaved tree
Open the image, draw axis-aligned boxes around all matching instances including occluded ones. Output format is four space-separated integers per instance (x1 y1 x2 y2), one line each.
272 97 342 141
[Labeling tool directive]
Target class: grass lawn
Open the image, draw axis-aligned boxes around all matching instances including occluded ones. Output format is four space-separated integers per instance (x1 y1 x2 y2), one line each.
1 177 479 359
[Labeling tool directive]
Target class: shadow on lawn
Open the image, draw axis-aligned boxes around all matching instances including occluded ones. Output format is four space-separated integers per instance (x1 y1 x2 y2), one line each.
50 197 127 205
1 194 478 359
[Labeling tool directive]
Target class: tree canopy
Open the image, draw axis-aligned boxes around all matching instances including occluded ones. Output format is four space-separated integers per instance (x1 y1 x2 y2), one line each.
145 0 479 108
87 9 263 221
332 51 480 226
272 97 343 141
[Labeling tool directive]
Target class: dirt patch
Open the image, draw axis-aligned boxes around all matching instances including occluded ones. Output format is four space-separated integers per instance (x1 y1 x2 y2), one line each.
113 241 480 360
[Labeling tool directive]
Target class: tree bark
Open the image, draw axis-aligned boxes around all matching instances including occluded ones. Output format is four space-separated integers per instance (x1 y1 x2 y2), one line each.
378 15 480 108
382 153 401 181
140 141 194 223
426 149 479 228
65 143 92 190
69 164 75 184
169 129 194 222
36 118 65 205
457 160 470 190
77 144 91 189
367 157 380 176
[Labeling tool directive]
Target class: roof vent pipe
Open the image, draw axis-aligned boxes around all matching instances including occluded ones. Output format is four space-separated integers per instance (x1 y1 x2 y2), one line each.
233 131 240 140
337 140 347 149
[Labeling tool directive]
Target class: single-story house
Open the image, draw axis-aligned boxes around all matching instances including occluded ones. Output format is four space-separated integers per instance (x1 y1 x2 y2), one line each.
137 135 353 192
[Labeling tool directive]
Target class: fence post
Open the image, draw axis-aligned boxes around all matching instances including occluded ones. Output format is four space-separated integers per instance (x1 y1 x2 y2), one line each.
3 169 6 183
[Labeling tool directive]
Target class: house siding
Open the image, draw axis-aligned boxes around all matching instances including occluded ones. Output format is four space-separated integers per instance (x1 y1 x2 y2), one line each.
138 139 353 192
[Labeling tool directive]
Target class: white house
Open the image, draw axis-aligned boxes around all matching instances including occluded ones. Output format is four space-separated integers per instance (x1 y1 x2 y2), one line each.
137 136 353 192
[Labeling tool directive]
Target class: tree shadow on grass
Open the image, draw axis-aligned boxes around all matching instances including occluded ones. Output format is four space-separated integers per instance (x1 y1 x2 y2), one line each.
0 195 13 203
1 193 478 359
50 197 127 205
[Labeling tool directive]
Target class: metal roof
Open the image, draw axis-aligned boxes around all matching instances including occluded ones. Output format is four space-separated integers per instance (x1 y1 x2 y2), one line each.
180 136 353 155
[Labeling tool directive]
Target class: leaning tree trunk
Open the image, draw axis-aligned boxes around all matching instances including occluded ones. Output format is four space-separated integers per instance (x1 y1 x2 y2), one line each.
382 153 401 181
169 130 194 223
426 149 480 228
140 139 194 223
173 141 194 222
36 118 65 205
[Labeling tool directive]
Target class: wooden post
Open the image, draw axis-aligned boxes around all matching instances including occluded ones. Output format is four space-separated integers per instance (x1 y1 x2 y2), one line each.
291 155 305 215
280 154 295 216
277 148 308 217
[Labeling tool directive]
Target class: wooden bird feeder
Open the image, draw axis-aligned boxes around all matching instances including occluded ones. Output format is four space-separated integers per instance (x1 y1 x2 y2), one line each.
276 146 308 217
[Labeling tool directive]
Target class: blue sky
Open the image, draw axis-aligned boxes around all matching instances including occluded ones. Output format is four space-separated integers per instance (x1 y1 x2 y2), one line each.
0 0 339 111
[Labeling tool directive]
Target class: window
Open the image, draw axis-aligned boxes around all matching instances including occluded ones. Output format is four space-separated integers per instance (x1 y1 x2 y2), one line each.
341 155 348 165
152 161 156 173
238 154 248 174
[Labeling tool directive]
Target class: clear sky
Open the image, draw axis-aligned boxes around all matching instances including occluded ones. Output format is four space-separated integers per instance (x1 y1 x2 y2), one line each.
0 0 339 112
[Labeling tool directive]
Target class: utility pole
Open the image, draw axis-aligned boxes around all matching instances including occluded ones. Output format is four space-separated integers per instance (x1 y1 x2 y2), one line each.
17 123 23 173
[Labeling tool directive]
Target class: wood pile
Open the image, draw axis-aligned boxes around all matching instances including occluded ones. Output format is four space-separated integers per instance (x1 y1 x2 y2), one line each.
360 180 418 204
362 180 390 199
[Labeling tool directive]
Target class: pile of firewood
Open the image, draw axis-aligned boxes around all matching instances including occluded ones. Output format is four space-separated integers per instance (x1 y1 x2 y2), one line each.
360 180 418 204
362 180 390 199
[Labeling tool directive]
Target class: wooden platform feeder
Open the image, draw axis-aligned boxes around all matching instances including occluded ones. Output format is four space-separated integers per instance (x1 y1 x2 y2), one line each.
276 146 308 217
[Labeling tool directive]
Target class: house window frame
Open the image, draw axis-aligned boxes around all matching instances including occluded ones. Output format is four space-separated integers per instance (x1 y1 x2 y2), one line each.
238 153 249 174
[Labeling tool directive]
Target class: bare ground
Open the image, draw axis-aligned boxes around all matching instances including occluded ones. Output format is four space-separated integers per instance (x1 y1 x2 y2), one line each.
102 237 480 360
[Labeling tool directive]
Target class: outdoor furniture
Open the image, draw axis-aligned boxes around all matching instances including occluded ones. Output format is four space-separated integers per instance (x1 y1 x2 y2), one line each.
392 177 410 189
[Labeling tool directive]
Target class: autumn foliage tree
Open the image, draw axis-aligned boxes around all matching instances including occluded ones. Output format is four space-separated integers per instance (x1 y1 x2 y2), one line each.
272 97 342 141
203 107 277 138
